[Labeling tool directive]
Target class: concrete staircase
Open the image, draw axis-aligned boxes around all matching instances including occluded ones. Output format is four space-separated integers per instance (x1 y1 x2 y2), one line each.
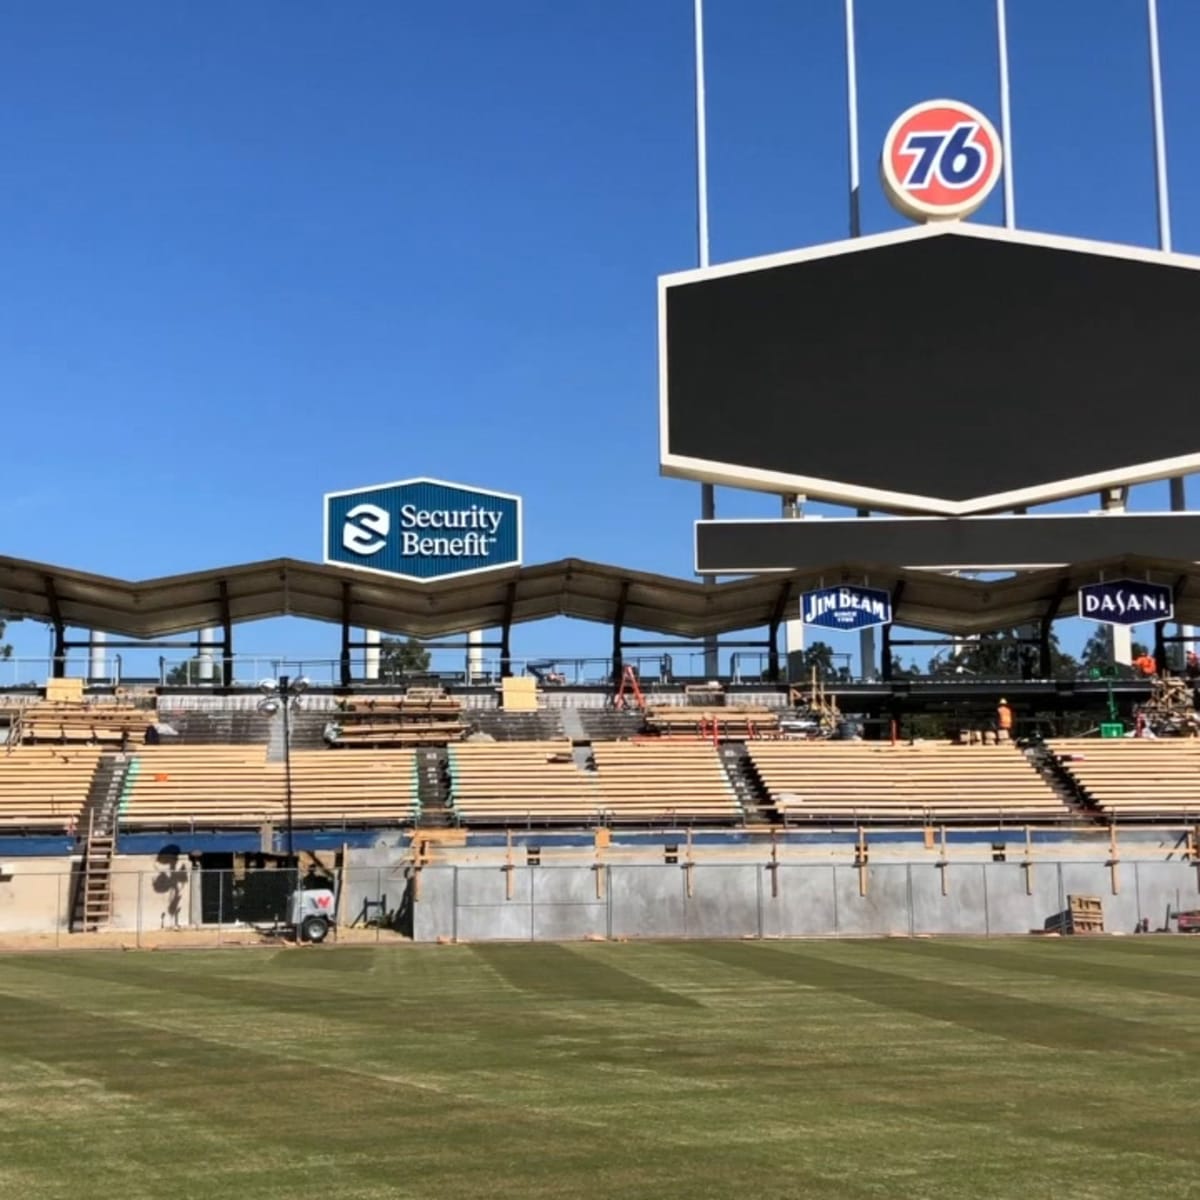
718 743 775 824
415 748 452 827
1023 741 1100 820
466 711 565 741
578 710 646 742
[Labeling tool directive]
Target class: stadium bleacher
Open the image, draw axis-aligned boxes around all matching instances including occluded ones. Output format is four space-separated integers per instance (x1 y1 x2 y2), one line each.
326 689 466 747
1051 738 1200 819
448 740 602 825
748 741 1070 824
590 741 743 823
0 747 101 830
10 699 153 747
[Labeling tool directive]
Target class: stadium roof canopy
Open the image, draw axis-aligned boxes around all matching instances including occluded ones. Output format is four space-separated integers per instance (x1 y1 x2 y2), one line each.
1 553 1198 641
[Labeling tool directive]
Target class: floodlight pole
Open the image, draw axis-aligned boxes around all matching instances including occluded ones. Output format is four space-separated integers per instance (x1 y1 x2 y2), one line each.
694 0 719 679
279 674 296 858
844 0 861 239
996 0 1015 229
1146 0 1191 663
842 0 876 679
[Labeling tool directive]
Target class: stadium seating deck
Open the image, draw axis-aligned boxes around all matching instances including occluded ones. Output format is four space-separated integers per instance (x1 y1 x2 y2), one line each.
590 742 742 821
447 739 743 825
13 700 154 746
748 742 1068 823
286 749 420 825
120 747 282 827
119 746 421 828
448 741 602 825
1051 738 1200 818
646 705 779 739
327 690 466 747
0 746 101 830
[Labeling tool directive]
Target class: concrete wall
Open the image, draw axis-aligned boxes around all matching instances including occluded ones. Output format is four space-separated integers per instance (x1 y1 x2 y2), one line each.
0 857 73 933
2 855 1197 943
409 859 1200 942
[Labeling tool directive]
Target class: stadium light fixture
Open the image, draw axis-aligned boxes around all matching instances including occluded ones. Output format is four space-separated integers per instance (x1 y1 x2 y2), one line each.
255 673 305 859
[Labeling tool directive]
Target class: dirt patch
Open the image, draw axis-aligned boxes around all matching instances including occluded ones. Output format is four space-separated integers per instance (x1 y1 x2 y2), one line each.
0 927 410 952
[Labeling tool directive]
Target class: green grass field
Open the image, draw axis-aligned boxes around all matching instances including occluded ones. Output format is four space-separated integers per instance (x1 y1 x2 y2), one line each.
1 938 1198 1199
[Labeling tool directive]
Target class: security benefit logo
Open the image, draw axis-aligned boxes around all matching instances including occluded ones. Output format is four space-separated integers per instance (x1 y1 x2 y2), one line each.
325 478 521 582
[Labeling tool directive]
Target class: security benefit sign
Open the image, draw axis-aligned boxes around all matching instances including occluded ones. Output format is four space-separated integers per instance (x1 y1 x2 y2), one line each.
1077 580 1173 627
324 478 521 582
801 585 893 632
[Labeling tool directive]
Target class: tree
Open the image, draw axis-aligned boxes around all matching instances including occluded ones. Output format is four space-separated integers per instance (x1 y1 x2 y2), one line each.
928 628 1078 680
0 619 10 661
379 636 431 681
790 641 836 678
1081 628 1150 675
165 656 219 685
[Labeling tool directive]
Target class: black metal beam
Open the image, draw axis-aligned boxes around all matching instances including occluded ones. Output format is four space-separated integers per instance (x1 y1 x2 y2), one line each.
767 581 791 683
612 581 630 682
500 581 517 678
339 581 352 688
1039 574 1072 679
881 580 906 682
43 575 65 679
219 580 234 688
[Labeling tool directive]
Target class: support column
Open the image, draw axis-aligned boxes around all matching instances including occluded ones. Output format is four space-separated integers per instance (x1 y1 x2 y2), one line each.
1101 488 1133 666
467 629 484 683
782 495 805 679
702 486 719 679
856 508 876 679
1171 476 1193 670
89 631 106 683
197 627 215 684
364 629 381 682
219 581 234 687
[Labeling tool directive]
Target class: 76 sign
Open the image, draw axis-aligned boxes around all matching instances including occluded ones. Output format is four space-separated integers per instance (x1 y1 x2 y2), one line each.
881 99 1003 222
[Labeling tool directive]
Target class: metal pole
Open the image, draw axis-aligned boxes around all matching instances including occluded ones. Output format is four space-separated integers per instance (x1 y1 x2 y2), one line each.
694 0 710 271
1147 0 1172 252
844 0 861 237
281 675 295 858
695 0 719 678
996 0 1015 228
1147 0 1191 663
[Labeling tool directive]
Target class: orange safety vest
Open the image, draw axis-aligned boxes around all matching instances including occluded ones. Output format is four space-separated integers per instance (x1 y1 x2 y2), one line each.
997 705 1013 730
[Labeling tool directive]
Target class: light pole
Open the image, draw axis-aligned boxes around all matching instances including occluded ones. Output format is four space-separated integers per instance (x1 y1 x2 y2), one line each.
258 674 309 859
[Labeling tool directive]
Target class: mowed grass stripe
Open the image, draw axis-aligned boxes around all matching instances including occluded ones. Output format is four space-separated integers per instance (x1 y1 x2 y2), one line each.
678 941 1195 1058
470 942 702 1007
880 938 1200 1001
4 944 1200 1198
0 969 886 1200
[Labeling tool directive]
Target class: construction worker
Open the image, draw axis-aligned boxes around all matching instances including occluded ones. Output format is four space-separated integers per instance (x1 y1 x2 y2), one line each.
1132 652 1157 677
996 698 1014 743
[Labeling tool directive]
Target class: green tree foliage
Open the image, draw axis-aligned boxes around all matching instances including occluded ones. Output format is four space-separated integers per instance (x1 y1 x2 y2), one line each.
927 629 1079 680
784 641 840 681
0 618 10 661
379 636 431 681
1080 628 1149 673
164 657 219 685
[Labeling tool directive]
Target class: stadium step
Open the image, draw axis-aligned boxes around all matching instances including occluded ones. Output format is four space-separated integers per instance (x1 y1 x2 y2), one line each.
415 747 452 827
719 743 775 824
1023 741 1102 821
466 710 566 742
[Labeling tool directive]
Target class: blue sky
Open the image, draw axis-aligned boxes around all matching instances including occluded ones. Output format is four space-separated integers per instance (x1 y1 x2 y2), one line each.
1 0 1198 682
